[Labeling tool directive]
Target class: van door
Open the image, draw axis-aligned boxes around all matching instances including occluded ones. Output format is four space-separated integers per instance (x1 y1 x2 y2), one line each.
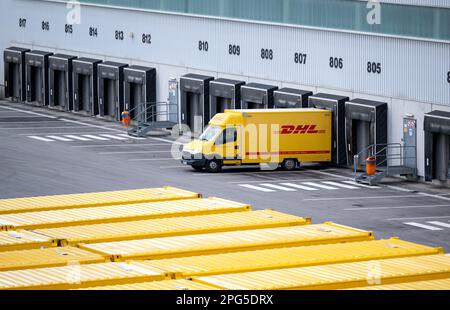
215 127 238 160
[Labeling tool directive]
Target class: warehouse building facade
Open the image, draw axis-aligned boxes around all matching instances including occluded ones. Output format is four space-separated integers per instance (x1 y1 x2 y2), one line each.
0 0 449 183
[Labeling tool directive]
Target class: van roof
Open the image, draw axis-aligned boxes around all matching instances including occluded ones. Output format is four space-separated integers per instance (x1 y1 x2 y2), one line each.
225 108 328 113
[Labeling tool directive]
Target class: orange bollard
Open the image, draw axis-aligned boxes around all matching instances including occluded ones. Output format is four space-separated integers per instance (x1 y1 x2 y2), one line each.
365 156 377 175
121 111 130 126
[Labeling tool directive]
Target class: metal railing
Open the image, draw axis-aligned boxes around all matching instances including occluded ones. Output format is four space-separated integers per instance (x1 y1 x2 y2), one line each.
125 101 178 135
353 143 417 179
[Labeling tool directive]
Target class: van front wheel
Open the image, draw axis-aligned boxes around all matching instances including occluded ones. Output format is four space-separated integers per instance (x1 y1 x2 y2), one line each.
205 159 222 173
281 159 297 171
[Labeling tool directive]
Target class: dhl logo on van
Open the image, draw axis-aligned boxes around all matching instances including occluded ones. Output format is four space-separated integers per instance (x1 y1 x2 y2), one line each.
279 125 326 134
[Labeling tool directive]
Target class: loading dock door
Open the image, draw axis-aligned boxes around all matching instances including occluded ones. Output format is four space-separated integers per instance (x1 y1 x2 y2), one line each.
308 93 349 165
241 83 278 109
25 50 52 106
424 110 450 182
124 66 156 122
345 99 388 166
4 47 30 102
97 61 128 121
180 74 214 134
72 58 102 116
209 78 245 120
49 54 77 111
274 88 312 108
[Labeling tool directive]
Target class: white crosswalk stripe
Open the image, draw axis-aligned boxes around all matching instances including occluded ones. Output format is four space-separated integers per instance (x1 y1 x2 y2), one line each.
342 180 380 188
322 181 358 189
100 134 128 140
302 182 338 190
82 135 109 141
28 136 55 142
238 184 275 192
259 183 297 192
46 135 74 142
64 135 91 141
279 183 318 191
117 134 145 140
427 221 450 228
403 222 443 231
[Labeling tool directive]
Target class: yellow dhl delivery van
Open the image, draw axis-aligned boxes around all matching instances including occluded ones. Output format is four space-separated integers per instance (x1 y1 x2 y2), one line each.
181 109 332 172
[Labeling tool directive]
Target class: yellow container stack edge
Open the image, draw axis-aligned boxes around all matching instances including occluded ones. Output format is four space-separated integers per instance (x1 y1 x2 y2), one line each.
33 210 309 246
79 222 374 261
0 262 169 290
0 197 251 231
134 238 443 278
79 279 218 290
347 278 450 290
0 230 56 252
192 254 450 290
0 186 201 215
0 247 107 271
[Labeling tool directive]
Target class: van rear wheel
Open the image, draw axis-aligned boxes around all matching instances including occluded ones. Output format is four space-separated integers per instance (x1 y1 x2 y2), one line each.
205 159 222 173
281 159 297 171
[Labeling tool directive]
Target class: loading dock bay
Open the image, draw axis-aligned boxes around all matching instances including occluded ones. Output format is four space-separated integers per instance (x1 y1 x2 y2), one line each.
0 100 449 251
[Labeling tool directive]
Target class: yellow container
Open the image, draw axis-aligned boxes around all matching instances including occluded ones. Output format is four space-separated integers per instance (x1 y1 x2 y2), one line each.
193 254 450 290
0 262 168 290
80 279 218 290
0 186 200 215
35 210 309 246
0 230 56 252
79 222 373 261
0 247 106 271
348 278 450 290
137 238 443 278
0 197 251 231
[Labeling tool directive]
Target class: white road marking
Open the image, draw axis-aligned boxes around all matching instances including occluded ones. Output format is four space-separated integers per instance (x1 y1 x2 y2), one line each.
418 192 450 202
149 136 182 145
117 134 146 140
0 126 88 130
64 135 91 141
302 182 338 190
427 221 450 228
403 222 443 231
238 184 276 193
73 143 170 148
127 158 180 162
46 135 74 142
304 169 350 180
28 136 54 142
386 185 414 192
0 106 57 119
344 204 450 211
322 181 358 189
279 183 318 191
304 195 420 201
100 134 128 140
259 183 297 192
60 118 124 133
342 181 380 188
388 215 450 221
81 135 110 141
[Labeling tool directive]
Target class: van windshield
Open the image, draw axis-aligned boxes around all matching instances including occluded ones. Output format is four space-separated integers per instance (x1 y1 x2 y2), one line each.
199 125 222 142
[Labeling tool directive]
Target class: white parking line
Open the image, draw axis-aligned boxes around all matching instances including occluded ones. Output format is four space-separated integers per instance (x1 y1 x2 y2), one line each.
388 215 450 221
64 135 91 141
304 194 420 201
302 182 338 190
100 134 128 140
259 183 297 191
238 184 276 192
73 143 170 148
344 204 450 211
322 181 358 189
60 118 124 133
46 135 73 142
0 106 58 119
427 221 450 228
28 136 55 142
279 183 318 191
99 150 172 155
418 192 450 202
403 222 443 231
81 135 110 141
